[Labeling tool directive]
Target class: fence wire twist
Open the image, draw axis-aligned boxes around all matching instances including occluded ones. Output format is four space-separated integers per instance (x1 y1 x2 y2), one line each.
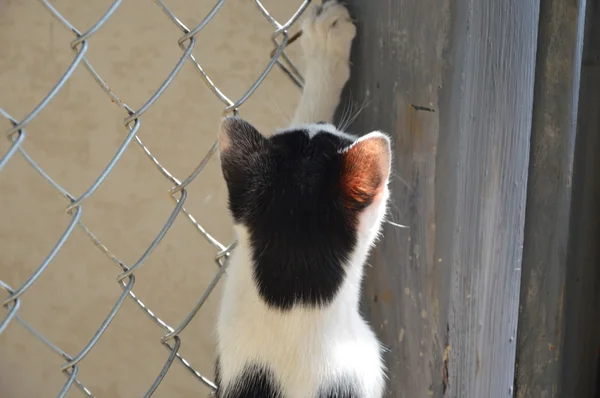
0 1 309 396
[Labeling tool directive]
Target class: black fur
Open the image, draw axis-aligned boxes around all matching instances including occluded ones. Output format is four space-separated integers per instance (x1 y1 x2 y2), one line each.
215 362 283 398
318 378 361 398
220 119 370 310
215 357 362 398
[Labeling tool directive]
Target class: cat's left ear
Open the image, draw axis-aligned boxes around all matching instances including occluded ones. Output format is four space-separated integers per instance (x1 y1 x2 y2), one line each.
340 131 391 207
218 116 267 155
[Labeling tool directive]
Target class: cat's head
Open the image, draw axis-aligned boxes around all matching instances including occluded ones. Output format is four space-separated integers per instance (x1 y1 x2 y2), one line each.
218 116 392 252
217 117 391 307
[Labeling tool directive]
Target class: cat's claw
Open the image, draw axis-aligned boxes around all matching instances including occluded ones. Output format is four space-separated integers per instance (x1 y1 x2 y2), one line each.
301 1 356 64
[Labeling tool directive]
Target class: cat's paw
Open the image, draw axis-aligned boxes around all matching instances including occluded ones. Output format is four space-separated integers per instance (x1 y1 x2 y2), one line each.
300 1 356 69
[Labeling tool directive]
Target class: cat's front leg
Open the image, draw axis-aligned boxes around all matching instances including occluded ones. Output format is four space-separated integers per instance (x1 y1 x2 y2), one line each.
291 1 357 126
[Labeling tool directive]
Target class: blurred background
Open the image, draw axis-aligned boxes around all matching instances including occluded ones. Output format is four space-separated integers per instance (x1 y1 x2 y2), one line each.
0 1 305 396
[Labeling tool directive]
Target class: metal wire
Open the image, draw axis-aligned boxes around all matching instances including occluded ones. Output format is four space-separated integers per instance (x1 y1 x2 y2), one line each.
0 0 309 396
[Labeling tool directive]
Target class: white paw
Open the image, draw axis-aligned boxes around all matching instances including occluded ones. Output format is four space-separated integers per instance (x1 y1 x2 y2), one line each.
301 1 356 67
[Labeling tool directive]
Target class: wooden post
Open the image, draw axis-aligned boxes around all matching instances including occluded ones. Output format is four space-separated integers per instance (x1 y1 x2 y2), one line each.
340 1 539 396
514 0 586 396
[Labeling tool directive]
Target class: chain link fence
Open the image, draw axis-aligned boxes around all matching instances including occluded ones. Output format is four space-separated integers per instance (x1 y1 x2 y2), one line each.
0 0 309 396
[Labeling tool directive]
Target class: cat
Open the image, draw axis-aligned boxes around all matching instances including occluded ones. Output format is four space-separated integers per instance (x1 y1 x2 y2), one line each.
214 2 390 397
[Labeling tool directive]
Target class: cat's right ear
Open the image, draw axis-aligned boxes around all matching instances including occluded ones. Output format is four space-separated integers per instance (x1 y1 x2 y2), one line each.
340 131 391 209
218 116 267 156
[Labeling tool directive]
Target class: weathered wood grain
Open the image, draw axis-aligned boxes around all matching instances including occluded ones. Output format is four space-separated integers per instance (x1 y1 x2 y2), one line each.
337 1 450 396
515 0 586 396
340 0 540 396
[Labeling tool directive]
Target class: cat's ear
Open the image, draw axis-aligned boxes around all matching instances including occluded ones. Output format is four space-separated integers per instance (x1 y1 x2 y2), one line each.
218 116 267 155
340 131 391 208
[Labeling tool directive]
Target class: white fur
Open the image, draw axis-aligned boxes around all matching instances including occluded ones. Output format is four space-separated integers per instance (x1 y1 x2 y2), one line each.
273 122 357 141
216 2 388 397
290 1 356 127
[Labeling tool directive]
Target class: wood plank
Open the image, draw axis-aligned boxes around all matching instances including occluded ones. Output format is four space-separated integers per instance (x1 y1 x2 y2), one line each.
337 1 450 396
514 0 586 396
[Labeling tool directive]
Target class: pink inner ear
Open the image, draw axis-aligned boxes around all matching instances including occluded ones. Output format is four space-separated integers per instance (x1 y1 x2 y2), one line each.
341 134 390 206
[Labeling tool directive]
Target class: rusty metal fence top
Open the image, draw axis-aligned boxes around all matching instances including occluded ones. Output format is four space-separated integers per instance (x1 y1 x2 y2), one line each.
0 1 308 396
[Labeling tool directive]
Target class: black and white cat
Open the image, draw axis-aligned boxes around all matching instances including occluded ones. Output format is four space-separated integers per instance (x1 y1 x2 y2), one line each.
215 2 390 397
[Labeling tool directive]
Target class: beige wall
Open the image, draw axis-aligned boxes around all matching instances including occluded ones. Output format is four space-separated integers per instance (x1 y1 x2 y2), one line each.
0 1 302 397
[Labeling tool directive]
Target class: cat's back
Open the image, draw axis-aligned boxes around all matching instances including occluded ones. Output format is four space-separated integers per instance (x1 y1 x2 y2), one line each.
215 246 384 398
